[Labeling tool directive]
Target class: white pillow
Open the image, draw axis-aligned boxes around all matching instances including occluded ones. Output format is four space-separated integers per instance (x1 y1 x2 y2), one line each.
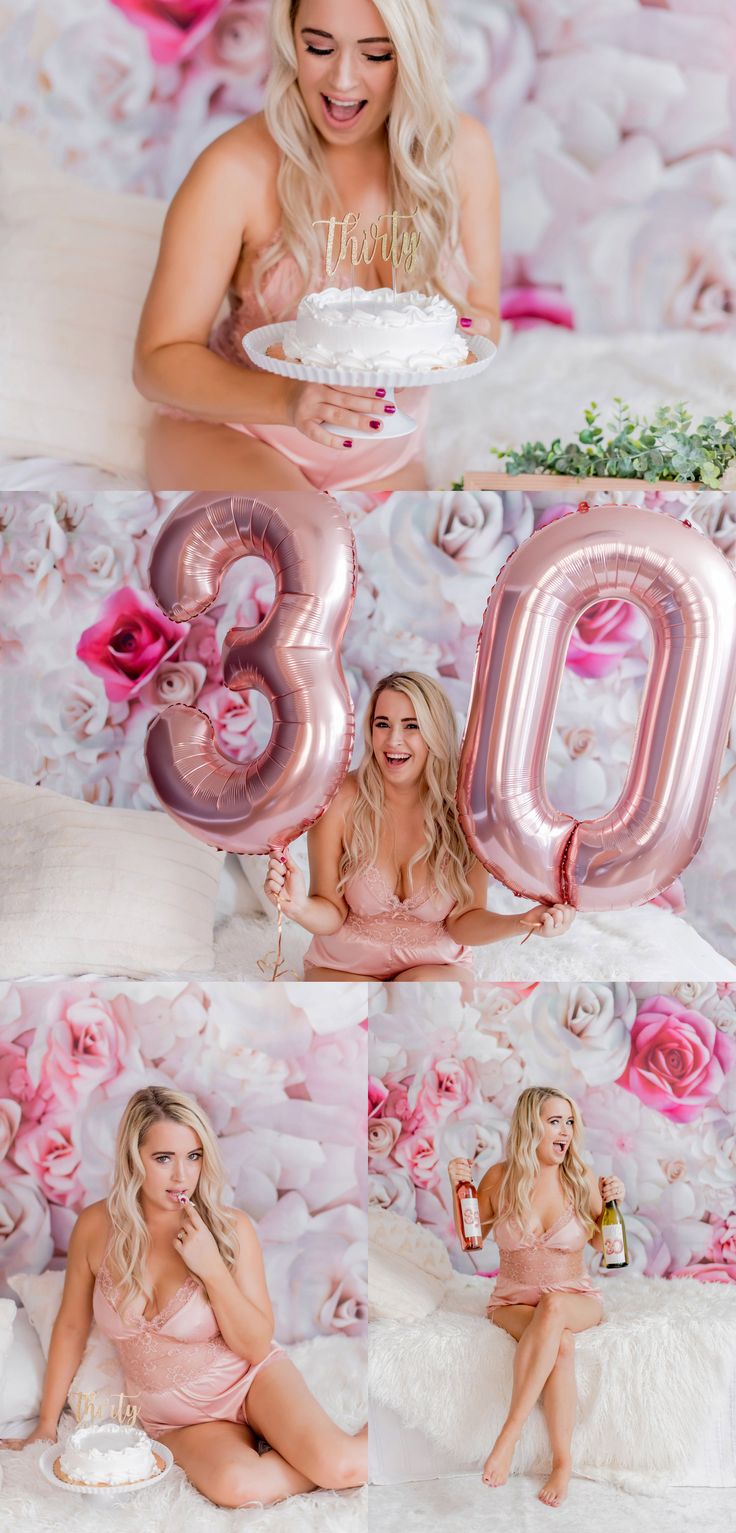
0 125 162 478
0 1304 45 1424
368 1244 446 1322
368 1208 454 1283
7 1272 124 1410
0 776 224 978
0 1299 15 1393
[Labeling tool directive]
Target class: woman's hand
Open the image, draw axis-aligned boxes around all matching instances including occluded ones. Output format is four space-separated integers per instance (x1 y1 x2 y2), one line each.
599 1175 625 1205
519 903 576 940
448 1157 474 1188
285 380 391 448
0 1421 57 1449
264 851 307 917
174 1202 223 1284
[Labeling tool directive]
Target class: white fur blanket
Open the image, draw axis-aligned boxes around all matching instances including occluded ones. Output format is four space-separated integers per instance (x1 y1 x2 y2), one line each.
0 1336 365 1532
369 1274 736 1491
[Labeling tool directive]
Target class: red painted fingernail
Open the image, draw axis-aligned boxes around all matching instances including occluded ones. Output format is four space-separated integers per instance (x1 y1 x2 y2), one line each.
375 388 387 398
578 500 590 513
343 439 353 447
370 419 381 429
384 404 396 414
460 316 473 328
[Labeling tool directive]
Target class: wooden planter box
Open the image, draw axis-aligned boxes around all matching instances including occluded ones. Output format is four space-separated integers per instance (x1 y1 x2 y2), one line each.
463 472 704 493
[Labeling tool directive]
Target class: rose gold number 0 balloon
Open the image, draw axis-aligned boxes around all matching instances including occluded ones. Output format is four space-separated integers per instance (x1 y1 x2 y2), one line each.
457 504 736 910
145 493 356 853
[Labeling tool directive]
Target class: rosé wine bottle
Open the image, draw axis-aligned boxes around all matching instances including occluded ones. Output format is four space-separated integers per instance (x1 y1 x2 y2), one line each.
455 1176 483 1252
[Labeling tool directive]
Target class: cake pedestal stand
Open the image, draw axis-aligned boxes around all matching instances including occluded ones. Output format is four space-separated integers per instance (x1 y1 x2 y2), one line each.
243 323 496 440
39 1440 174 1498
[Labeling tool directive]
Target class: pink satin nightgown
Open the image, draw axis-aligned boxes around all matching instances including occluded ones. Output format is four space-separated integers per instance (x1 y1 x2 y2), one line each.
303 863 472 978
205 247 468 491
93 1231 285 1437
487 1203 602 1314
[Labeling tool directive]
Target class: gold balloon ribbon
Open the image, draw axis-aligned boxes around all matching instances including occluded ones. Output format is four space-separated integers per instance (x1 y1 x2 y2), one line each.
257 894 294 982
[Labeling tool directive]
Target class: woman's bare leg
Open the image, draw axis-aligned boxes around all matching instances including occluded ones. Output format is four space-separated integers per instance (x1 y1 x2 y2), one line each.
393 964 475 984
304 966 377 982
145 416 312 490
245 1356 367 1490
158 1419 314 1508
484 1293 601 1489
538 1330 576 1507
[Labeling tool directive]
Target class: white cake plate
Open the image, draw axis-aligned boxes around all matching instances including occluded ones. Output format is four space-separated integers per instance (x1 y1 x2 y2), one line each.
39 1440 173 1498
243 322 496 439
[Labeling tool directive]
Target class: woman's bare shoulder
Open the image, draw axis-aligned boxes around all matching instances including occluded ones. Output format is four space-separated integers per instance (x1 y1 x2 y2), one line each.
453 113 498 183
68 1201 111 1270
195 112 280 183
479 1161 505 1192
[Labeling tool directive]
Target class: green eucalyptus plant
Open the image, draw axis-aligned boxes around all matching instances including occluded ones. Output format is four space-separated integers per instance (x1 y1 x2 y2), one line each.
489 400 736 487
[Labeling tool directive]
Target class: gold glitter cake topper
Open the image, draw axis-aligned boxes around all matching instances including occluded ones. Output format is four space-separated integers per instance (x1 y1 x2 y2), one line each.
313 209 422 277
70 1390 141 1428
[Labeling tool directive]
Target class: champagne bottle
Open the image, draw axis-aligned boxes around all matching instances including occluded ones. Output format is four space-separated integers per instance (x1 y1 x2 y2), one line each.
455 1174 483 1252
600 1200 628 1269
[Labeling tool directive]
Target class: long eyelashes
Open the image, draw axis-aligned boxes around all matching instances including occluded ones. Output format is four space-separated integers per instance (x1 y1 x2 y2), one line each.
305 45 394 62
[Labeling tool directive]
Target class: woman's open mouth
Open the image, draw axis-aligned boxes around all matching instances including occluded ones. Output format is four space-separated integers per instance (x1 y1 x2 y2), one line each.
553 1140 568 1155
321 94 367 126
384 751 411 769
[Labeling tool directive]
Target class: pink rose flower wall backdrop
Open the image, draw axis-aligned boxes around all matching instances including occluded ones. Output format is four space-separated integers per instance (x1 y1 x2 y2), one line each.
0 0 734 332
1 490 735 953
368 982 736 1283
0 978 367 1344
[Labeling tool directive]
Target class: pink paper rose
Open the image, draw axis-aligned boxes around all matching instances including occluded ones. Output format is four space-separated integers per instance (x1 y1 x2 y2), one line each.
670 1263 736 1284
566 599 647 679
13 1112 83 1208
110 0 229 64
368 1118 401 1159
0 1099 22 1161
26 992 142 1108
368 1078 389 1117
707 1214 736 1266
393 1128 440 1190
416 1056 477 1119
77 587 185 701
617 996 736 1123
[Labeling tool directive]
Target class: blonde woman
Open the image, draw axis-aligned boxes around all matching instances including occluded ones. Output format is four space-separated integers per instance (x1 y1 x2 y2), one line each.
1 1087 367 1508
134 0 500 492
449 1086 626 1509
265 673 575 982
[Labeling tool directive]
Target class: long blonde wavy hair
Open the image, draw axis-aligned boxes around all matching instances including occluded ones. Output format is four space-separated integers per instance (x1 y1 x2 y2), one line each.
338 671 475 910
256 0 462 316
106 1086 239 1320
496 1086 596 1239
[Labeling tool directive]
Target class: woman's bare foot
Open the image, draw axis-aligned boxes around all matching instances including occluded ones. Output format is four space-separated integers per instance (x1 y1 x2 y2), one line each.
538 1461 571 1507
481 1426 518 1487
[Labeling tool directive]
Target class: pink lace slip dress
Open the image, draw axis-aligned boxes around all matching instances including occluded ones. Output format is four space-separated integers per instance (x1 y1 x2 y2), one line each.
303 862 472 978
487 1202 603 1314
93 1229 285 1436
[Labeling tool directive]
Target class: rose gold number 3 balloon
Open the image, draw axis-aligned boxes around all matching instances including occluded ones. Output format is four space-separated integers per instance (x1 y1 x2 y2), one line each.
145 492 356 853
457 504 736 910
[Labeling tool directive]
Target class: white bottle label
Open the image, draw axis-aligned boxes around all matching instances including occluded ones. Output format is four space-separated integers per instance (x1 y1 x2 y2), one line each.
461 1198 482 1238
603 1221 626 1265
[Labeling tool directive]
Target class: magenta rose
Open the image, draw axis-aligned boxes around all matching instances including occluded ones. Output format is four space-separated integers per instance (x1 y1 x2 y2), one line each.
26 992 143 1108
617 996 736 1124
566 599 646 679
501 284 575 330
77 587 185 702
110 0 229 64
368 1077 389 1117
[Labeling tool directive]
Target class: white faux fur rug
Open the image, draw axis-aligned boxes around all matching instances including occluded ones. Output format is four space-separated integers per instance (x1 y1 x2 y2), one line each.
369 1275 736 1490
0 1337 366 1533
368 1473 736 1533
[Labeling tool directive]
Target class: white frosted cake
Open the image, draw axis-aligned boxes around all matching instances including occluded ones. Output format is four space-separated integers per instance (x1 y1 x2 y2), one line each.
282 286 469 372
56 1423 162 1488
